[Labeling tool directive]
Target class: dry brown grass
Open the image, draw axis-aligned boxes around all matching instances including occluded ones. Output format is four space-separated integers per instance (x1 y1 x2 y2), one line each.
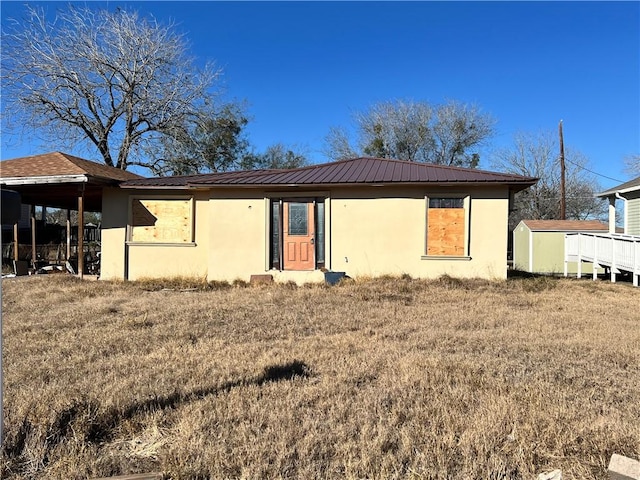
0 274 638 480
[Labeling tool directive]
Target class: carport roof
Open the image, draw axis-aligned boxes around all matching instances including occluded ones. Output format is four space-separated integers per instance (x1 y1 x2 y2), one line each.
1 152 143 211
0 151 141 182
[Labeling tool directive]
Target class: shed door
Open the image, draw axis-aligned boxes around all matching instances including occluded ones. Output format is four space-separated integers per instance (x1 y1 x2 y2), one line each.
282 201 315 270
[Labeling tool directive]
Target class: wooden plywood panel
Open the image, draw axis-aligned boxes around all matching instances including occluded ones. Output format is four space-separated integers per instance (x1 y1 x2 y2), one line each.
427 208 465 256
130 198 192 243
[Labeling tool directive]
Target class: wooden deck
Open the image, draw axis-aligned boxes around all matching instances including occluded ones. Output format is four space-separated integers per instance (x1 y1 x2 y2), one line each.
564 233 640 286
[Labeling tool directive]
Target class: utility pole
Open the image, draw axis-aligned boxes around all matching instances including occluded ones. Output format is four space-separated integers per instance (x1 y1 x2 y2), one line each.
559 120 566 220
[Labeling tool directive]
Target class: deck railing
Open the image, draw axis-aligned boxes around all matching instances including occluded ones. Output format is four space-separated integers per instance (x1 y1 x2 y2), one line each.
564 233 640 286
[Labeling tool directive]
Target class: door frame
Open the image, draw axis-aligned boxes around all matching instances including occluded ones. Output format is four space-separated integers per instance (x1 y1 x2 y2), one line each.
267 194 329 272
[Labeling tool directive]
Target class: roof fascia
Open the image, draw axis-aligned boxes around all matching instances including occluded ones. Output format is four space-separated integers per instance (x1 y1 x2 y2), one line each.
119 184 206 190
597 184 640 197
1 174 88 185
183 181 537 189
618 185 640 195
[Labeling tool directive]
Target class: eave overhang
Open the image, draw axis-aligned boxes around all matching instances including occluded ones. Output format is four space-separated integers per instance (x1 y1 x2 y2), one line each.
1 174 89 186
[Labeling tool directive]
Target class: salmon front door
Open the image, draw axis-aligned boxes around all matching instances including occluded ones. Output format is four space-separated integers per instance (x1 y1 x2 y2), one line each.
282 201 315 270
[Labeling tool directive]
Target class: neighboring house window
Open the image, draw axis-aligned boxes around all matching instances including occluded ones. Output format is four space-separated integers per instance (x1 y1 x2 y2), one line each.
425 196 468 256
269 198 325 270
129 197 193 243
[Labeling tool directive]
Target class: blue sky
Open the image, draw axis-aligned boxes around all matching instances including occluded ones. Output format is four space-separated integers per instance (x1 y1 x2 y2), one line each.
1 1 638 189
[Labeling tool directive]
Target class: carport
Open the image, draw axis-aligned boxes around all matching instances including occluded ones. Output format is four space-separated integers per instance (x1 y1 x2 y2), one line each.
0 152 142 277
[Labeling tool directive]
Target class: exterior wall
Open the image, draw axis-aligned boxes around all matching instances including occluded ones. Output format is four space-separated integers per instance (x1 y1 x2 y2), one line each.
327 186 509 280
624 193 640 235
101 184 513 283
512 222 531 271
207 191 269 283
100 188 210 281
100 187 128 280
532 231 600 274
532 232 565 273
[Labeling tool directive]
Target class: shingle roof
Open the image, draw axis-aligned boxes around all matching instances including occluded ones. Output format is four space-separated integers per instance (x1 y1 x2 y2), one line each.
520 220 609 232
597 175 640 197
121 157 537 190
0 151 143 182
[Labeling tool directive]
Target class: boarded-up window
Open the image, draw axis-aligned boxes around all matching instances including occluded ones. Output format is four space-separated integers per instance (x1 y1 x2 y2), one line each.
130 198 193 243
427 197 466 256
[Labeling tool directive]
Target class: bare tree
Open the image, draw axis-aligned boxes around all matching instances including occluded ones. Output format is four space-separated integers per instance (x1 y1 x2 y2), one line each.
323 126 359 161
624 154 640 176
2 5 221 172
323 100 495 167
490 131 607 229
240 143 309 170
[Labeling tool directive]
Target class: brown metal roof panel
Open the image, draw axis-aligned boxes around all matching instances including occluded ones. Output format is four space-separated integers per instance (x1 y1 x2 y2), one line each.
331 159 357 183
351 158 372 182
364 158 382 182
118 157 538 188
294 168 321 184
310 163 337 183
355 158 372 182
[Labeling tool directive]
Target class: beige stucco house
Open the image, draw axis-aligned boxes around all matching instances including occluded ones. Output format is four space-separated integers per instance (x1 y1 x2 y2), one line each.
100 157 537 284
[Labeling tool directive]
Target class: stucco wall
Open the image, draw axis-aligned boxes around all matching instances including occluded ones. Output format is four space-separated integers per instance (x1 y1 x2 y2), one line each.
325 186 509 280
101 184 513 283
100 188 210 281
207 191 268 282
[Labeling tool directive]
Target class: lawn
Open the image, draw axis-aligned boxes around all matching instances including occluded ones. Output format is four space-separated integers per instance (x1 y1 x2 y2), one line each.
0 274 638 479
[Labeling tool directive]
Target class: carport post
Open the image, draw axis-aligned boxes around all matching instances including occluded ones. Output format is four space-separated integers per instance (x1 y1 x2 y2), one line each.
66 209 71 261
30 204 36 269
78 186 84 278
13 223 19 262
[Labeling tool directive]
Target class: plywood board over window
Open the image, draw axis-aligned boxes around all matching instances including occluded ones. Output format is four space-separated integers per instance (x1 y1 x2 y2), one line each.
130 198 193 243
426 196 468 257
427 208 465 255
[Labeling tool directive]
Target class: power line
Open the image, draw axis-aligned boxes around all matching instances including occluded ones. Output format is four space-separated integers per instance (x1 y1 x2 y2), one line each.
563 156 623 184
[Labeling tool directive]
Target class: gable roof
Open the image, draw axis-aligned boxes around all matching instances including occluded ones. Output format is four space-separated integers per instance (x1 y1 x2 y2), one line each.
0 151 142 183
597 175 640 197
519 219 609 232
121 157 537 191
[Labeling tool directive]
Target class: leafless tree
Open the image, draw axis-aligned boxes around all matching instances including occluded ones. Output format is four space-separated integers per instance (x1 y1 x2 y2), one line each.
490 131 607 229
2 5 221 172
240 143 309 170
323 100 495 167
323 126 359 161
624 154 640 176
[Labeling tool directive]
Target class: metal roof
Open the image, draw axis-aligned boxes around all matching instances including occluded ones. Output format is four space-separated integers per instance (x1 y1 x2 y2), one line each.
121 157 538 190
